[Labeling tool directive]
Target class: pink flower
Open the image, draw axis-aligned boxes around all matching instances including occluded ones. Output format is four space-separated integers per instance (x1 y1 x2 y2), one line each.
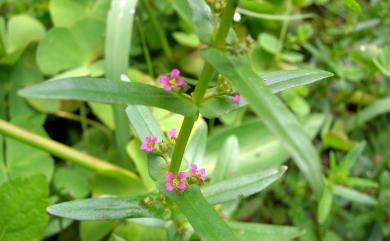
231 95 240 103
165 171 187 192
168 128 177 139
159 69 186 91
189 164 206 182
140 136 158 153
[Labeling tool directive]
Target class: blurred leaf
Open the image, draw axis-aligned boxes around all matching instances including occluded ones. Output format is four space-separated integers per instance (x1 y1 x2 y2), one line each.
202 48 324 194
186 0 214 44
203 166 286 204
229 222 305 241
111 221 167 241
258 33 281 55
317 185 333 224
0 175 49 241
184 121 207 165
53 166 90 199
165 185 238 241
81 221 117 241
44 218 73 238
127 140 156 191
173 32 200 48
344 177 378 189
347 97 390 131
19 77 198 117
337 142 365 175
50 0 110 27
5 14 45 54
237 7 313 21
333 185 377 205
342 0 362 13
212 135 239 183
47 196 152 220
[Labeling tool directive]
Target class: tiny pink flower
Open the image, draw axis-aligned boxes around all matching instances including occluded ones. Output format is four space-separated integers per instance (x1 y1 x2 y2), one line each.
375 154 383 161
189 164 206 182
231 95 241 103
159 69 187 91
165 171 187 192
140 136 158 153
168 128 177 139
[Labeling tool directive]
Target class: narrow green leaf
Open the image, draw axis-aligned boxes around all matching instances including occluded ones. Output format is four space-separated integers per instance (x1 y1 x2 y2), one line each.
19 77 198 117
202 48 324 194
200 69 332 118
347 97 390 131
212 135 239 183
203 166 286 204
237 7 313 21
333 185 377 205
317 185 333 224
342 0 362 13
338 142 365 174
166 185 238 241
229 222 305 241
47 196 152 220
262 69 333 93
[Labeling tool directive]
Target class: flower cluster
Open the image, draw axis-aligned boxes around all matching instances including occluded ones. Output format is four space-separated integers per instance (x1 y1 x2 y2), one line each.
140 136 158 153
140 128 177 153
160 69 187 91
165 164 207 192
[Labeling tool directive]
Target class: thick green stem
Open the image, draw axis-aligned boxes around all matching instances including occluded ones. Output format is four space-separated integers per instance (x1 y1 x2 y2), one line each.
169 0 238 173
0 119 139 181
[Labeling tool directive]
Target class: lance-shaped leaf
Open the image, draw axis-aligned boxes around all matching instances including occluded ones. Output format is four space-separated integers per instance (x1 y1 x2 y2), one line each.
200 69 333 118
211 135 239 183
202 48 324 194
203 166 286 204
229 222 305 241
333 185 377 205
19 77 198 117
47 196 152 220
165 185 238 241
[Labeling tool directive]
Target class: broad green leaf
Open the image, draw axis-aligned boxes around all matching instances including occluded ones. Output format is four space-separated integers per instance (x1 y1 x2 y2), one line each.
347 97 390 131
212 135 239 183
184 121 208 165
262 69 333 94
333 185 377 205
317 185 333 224
186 0 214 44
202 48 324 194
36 28 84 75
6 14 45 53
200 69 333 118
50 0 110 27
165 185 238 241
203 166 286 204
47 196 152 220
229 222 305 241
19 77 198 117
0 175 49 241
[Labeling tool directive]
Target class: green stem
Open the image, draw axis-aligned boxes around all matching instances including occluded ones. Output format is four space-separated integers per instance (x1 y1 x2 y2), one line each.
0 119 139 181
169 0 238 173
136 17 155 78
142 0 173 62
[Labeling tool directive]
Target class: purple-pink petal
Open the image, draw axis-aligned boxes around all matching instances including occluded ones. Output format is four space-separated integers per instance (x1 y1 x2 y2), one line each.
168 128 177 138
151 136 158 142
165 183 174 192
199 168 206 176
163 85 172 91
145 146 153 152
140 143 148 151
190 164 198 170
177 182 186 190
177 172 186 180
165 172 174 181
177 79 186 87
145 136 152 143
171 68 180 78
231 95 241 103
160 75 169 84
